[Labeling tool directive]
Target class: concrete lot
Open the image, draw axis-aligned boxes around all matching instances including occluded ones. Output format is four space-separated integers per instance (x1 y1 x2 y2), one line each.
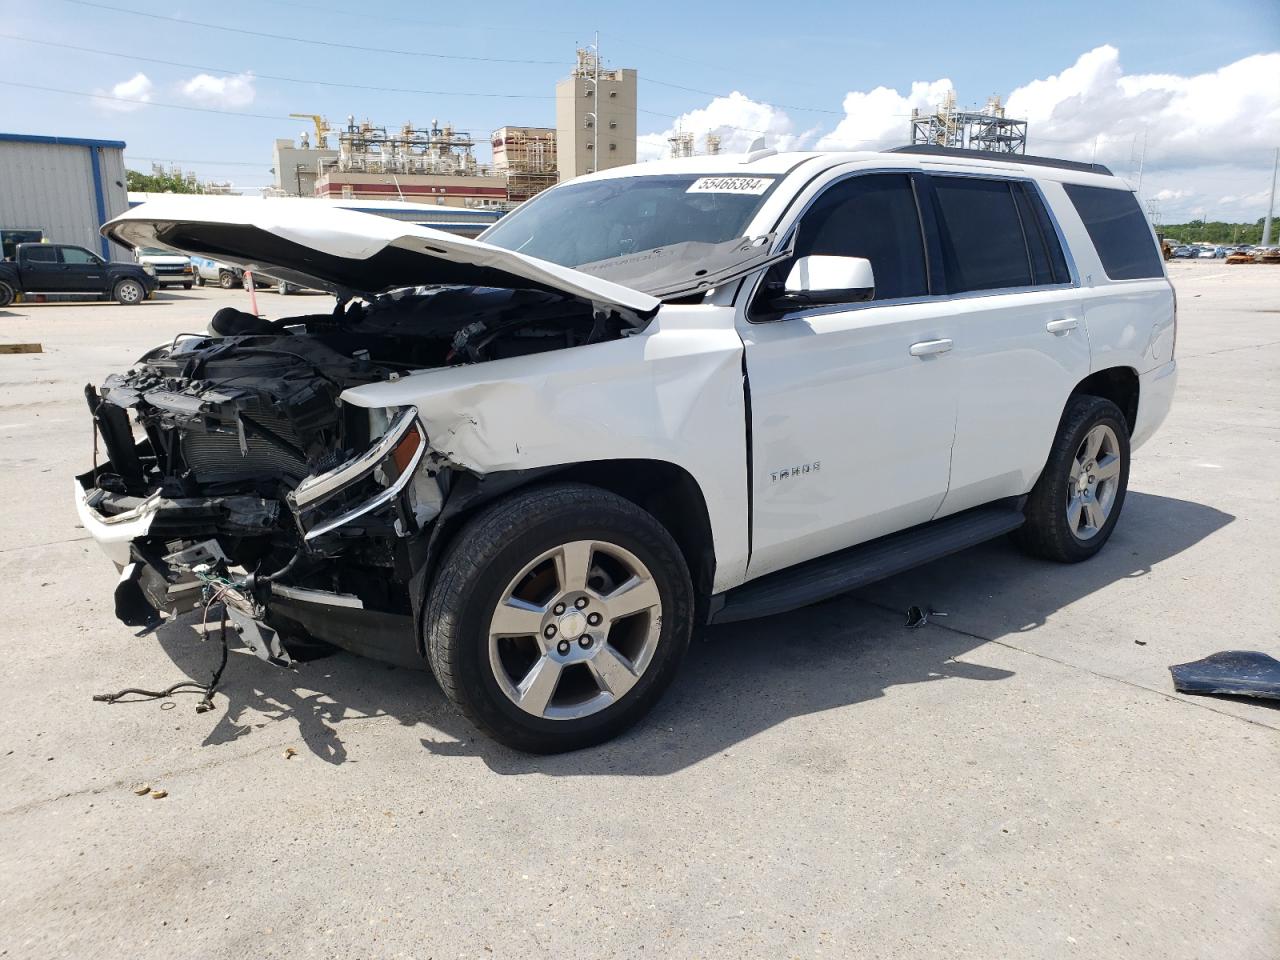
0 261 1276 959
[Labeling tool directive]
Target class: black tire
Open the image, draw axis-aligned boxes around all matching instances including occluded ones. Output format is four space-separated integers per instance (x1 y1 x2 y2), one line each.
182 282 193 290
425 482 694 753
193 274 204 287
113 278 145 305
1013 394 1131 563
0 281 13 308
218 271 236 290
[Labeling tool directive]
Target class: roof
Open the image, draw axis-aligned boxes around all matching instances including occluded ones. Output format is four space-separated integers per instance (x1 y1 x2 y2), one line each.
0 132 127 150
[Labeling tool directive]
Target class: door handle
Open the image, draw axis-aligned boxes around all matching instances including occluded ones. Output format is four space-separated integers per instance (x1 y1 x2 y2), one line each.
909 338 953 358
1046 318 1080 335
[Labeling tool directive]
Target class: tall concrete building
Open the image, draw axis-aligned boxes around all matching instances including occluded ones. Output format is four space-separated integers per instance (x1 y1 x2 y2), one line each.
271 137 338 197
555 50 637 182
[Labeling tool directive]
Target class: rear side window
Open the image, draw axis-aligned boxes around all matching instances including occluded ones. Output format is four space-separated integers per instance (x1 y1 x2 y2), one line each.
60 247 99 265
1063 184 1163 280
22 246 57 263
930 177 1033 292
1013 183 1071 285
792 173 929 300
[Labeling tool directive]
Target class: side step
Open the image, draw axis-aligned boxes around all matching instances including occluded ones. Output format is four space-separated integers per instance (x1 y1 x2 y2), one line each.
709 504 1025 625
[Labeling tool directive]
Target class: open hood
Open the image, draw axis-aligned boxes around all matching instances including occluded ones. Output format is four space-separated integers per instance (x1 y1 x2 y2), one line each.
102 196 660 324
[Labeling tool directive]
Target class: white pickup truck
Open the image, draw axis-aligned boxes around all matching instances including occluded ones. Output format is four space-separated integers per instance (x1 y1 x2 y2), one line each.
77 147 1176 752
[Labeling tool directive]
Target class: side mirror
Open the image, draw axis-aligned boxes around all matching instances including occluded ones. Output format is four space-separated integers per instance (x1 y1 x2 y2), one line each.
769 255 875 310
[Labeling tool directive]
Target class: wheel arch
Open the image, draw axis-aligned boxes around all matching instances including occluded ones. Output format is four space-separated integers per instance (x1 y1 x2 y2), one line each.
412 458 717 651
1071 366 1139 435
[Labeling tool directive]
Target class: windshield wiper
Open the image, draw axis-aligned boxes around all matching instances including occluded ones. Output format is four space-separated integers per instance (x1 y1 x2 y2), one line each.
576 234 787 299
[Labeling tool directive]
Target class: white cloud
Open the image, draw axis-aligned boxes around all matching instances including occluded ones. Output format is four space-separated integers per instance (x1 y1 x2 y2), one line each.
636 46 1279 223
93 73 152 112
1006 46 1280 173
180 72 256 109
637 91 814 162
816 79 954 150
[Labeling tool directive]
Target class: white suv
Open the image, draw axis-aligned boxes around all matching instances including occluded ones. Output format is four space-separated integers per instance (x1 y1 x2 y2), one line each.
79 147 1176 752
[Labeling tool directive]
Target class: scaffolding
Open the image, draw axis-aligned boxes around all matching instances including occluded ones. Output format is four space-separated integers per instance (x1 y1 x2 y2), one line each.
910 93 1027 154
492 126 557 201
705 133 721 156
668 131 695 159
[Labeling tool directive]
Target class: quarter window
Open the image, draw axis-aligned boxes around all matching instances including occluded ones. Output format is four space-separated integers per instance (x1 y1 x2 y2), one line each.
1013 183 1071 285
1063 183 1163 280
930 177 1033 292
791 173 929 301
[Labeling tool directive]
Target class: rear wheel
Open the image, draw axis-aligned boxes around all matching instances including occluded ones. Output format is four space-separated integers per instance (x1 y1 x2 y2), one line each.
0 281 13 308
1013 395 1130 562
113 278 145 305
425 483 693 753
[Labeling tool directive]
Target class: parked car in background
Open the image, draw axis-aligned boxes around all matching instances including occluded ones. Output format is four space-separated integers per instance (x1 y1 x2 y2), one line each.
0 243 155 306
79 147 1177 752
1199 246 1224 258
134 247 194 288
1171 245 1196 258
191 256 245 290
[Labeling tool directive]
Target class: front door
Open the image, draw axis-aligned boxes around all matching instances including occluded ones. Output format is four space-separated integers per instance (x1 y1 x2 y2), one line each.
57 246 109 295
740 173 958 580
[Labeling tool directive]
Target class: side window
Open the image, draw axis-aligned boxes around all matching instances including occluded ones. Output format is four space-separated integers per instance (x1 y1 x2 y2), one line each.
791 173 929 301
22 246 57 264
1012 183 1071 285
930 177 1032 292
60 247 100 265
1062 183 1163 280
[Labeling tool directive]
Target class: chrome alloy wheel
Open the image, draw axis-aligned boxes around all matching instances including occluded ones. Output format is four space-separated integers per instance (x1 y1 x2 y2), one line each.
487 540 662 721
116 280 144 304
1066 423 1122 540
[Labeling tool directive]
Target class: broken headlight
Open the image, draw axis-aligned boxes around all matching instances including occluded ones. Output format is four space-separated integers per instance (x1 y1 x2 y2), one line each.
290 406 426 541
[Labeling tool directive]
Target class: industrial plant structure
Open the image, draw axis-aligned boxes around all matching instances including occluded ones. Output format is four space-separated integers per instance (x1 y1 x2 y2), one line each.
910 92 1027 154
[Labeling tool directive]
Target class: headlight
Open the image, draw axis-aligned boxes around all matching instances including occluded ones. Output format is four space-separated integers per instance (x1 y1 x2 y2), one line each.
142 263 156 276
290 407 426 541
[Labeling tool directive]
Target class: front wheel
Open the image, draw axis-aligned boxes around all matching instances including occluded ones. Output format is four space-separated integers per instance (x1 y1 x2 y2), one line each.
0 281 14 308
218 271 236 290
1013 395 1130 563
425 483 693 753
113 279 145 305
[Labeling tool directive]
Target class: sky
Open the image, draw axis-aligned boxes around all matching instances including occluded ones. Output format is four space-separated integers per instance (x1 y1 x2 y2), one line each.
2 0 1278 224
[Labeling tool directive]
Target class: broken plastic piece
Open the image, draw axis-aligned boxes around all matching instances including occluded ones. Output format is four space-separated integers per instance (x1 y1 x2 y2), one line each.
1168 650 1280 701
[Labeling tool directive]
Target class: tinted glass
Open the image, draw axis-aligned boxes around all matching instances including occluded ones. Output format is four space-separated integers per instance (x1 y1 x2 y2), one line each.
1063 183 1163 280
22 246 57 263
60 247 100 265
793 173 928 300
931 177 1032 292
480 174 774 267
1013 183 1070 285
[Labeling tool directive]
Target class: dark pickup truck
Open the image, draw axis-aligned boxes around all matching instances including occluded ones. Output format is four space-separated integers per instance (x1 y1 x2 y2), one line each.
0 243 157 307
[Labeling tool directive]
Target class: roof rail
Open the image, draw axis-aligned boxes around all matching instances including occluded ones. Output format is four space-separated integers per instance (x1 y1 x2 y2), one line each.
885 144 1113 176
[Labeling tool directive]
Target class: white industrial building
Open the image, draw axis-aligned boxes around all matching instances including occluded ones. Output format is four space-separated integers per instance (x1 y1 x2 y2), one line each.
0 133 130 261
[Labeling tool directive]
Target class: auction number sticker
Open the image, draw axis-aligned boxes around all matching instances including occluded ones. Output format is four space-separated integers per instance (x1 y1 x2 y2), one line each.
686 177 775 195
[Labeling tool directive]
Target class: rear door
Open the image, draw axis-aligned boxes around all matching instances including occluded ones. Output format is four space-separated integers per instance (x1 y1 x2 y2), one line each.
739 171 959 579
925 175 1090 516
57 246 110 294
18 245 62 291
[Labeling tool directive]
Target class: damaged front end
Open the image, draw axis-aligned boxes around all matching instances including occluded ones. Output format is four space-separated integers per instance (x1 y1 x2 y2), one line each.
76 288 613 667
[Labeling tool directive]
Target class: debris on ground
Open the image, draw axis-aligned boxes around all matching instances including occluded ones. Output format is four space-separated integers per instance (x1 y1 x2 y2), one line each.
906 606 948 628
284 747 297 759
133 785 152 796
151 790 168 799
1169 650 1280 701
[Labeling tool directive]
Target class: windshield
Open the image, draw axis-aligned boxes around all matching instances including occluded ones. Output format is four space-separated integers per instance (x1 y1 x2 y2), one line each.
138 247 178 256
480 174 777 267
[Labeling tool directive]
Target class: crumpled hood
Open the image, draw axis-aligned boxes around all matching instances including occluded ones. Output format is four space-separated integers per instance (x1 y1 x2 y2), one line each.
102 196 660 323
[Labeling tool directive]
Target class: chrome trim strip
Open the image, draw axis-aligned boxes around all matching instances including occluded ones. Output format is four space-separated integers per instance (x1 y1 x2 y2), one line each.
302 429 427 541
271 584 365 609
292 406 419 507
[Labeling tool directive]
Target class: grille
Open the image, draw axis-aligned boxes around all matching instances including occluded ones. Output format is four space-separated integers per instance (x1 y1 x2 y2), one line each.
180 409 308 484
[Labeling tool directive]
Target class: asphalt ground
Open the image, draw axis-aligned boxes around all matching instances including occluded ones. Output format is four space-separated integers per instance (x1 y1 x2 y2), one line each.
0 259 1276 959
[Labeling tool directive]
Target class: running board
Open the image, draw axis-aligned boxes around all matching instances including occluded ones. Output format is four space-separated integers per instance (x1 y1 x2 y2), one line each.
709 504 1025 625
